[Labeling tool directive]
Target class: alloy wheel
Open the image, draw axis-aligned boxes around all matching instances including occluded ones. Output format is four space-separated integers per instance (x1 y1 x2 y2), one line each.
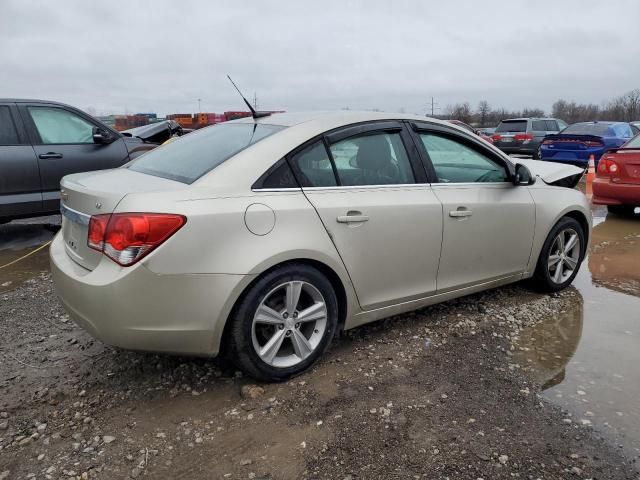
251 281 328 368
547 228 581 284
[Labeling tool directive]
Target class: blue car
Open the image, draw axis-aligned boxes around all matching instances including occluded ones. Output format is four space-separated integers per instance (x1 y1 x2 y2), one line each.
539 121 639 167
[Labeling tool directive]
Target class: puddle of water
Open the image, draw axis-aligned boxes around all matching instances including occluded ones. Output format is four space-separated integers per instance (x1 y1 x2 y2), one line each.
0 219 59 293
518 208 640 460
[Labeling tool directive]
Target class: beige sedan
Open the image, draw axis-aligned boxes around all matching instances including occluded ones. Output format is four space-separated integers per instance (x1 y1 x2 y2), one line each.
51 111 591 381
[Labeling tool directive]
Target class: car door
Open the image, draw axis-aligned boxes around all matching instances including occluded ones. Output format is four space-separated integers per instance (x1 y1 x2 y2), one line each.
289 122 443 310
20 103 129 212
0 102 43 219
531 119 548 151
411 122 535 292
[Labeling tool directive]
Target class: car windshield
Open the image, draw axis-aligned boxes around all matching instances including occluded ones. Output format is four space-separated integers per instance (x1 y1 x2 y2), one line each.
495 121 527 133
128 123 285 184
561 123 611 136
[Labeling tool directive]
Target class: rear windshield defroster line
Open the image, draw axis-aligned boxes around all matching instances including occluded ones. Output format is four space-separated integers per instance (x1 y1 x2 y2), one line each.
128 123 286 184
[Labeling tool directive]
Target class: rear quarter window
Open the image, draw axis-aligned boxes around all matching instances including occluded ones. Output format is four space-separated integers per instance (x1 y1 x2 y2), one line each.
128 123 285 184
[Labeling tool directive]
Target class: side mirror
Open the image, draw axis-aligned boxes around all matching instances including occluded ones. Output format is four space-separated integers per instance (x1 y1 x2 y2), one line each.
513 163 536 186
93 127 114 145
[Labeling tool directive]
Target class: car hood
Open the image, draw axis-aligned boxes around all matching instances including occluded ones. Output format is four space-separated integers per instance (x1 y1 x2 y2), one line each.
515 159 585 187
121 120 183 144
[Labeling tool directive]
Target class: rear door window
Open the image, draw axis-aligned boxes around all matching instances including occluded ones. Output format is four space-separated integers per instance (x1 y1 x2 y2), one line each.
289 141 337 187
329 132 415 186
28 106 95 144
0 106 21 145
531 120 547 132
545 120 559 131
495 121 527 133
129 123 285 184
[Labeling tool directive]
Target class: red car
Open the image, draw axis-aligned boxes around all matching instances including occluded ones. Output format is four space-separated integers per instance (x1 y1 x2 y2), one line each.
593 133 640 215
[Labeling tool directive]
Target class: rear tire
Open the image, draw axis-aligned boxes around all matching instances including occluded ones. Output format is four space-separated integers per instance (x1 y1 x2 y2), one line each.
227 264 338 382
531 217 585 293
532 148 541 160
607 205 637 216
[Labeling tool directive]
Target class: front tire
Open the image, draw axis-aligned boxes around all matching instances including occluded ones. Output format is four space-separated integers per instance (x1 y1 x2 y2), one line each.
227 264 338 382
531 217 585 292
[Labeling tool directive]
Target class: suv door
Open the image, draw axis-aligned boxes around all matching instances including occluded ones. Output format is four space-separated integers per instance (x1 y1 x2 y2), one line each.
0 103 42 220
20 103 129 212
411 123 535 292
289 122 443 310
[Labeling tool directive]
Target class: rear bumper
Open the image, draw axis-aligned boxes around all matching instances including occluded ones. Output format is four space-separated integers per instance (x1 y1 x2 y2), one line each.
540 157 590 168
50 233 249 356
495 145 537 155
592 178 640 206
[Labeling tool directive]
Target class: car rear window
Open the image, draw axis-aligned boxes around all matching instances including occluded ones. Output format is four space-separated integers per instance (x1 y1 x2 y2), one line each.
625 134 640 148
561 123 611 136
128 123 285 184
495 120 527 133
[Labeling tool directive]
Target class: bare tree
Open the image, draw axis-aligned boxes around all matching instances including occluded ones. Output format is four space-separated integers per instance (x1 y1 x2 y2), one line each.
477 100 490 127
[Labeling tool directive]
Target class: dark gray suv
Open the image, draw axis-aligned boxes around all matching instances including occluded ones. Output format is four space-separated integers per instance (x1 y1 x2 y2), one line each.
0 99 173 223
492 117 568 158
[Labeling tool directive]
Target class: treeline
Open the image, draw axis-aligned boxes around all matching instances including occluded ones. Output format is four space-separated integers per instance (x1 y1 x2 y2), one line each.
440 88 640 127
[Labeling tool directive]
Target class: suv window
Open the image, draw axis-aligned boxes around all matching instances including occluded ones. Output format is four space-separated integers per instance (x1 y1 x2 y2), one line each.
0 106 20 145
130 123 284 184
495 120 527 133
545 120 559 131
290 141 337 187
28 106 95 144
329 132 415 186
420 133 508 183
531 120 547 131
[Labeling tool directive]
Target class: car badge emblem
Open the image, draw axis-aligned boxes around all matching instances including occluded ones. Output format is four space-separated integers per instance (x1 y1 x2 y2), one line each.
95 202 102 209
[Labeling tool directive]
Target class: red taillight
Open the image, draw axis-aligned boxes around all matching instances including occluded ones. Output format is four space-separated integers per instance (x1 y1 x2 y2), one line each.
514 134 534 142
596 156 619 177
87 213 186 266
491 134 502 142
542 139 554 145
584 140 603 148
88 214 110 251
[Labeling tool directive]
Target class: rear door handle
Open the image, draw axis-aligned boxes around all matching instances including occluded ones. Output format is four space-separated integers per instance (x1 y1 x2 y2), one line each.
449 208 473 218
337 211 369 223
39 152 63 159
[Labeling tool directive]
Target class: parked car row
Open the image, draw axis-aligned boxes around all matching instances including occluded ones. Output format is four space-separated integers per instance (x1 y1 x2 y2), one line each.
0 99 183 223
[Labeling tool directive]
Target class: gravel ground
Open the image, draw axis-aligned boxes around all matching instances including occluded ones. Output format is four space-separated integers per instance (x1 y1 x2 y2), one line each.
0 274 638 479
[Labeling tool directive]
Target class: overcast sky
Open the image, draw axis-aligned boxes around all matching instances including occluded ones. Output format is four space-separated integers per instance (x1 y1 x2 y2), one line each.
2 0 639 116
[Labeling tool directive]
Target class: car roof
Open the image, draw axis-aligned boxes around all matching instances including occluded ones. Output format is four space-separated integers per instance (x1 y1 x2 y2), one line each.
500 117 557 121
230 110 452 128
0 98 84 110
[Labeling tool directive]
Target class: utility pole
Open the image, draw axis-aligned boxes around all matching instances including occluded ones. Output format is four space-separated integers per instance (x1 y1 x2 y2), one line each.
428 97 440 117
197 98 202 113
253 92 258 110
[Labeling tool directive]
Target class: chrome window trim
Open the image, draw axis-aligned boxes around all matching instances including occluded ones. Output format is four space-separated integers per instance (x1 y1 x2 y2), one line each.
60 202 91 226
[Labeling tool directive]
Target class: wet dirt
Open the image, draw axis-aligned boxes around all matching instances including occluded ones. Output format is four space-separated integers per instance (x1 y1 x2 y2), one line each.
0 217 60 294
515 206 640 463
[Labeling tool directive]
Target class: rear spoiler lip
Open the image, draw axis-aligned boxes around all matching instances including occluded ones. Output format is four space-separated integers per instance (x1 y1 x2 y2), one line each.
602 147 640 155
542 133 605 142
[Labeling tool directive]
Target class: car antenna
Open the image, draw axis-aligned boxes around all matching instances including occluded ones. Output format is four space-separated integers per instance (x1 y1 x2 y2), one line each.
226 75 271 120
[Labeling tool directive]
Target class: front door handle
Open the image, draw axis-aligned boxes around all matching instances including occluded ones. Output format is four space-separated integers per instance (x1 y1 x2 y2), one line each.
39 152 63 159
337 211 369 223
449 208 473 218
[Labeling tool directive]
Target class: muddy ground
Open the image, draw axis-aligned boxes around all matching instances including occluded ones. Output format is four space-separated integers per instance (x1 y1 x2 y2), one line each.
1 269 638 479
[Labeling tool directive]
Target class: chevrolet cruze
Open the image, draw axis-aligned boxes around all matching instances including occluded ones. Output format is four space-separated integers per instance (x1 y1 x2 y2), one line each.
51 111 590 381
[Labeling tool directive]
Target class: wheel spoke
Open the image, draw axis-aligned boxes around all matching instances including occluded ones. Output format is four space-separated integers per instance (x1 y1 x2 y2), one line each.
296 302 326 323
564 256 577 270
548 254 561 269
553 261 564 283
291 329 314 360
286 281 303 315
259 329 286 364
564 233 578 254
556 232 565 252
254 305 285 325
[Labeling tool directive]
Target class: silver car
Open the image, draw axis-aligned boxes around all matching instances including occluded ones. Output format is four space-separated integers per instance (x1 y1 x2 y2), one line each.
51 111 590 381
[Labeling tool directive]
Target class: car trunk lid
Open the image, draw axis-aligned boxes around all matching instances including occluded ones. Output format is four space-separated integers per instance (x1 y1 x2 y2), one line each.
607 148 640 185
542 134 604 151
60 168 186 271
